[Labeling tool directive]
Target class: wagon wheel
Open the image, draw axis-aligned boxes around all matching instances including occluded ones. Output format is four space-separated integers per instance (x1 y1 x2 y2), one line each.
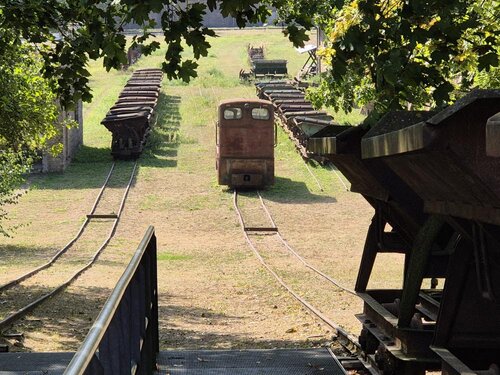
374 345 425 375
359 327 378 355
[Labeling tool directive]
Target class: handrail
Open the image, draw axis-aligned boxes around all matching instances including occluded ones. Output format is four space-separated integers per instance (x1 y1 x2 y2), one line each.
65 225 158 375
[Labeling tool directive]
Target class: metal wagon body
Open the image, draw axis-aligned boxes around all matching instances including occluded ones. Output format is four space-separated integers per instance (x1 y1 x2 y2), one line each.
216 99 275 188
101 68 163 159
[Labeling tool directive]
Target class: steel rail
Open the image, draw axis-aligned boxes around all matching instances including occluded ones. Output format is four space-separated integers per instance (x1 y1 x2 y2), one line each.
326 346 349 375
304 161 324 192
233 190 359 345
0 163 117 293
256 191 357 295
0 162 138 331
327 346 380 375
328 162 350 192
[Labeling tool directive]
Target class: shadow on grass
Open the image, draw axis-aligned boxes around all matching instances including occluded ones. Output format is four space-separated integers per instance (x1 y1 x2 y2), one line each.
262 176 336 204
0 244 58 280
158 301 330 350
29 93 183 190
140 93 182 169
28 159 136 190
0 244 55 261
0 285 113 352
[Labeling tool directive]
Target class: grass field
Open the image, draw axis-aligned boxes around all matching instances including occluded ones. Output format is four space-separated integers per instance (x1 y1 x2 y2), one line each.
0 29 406 352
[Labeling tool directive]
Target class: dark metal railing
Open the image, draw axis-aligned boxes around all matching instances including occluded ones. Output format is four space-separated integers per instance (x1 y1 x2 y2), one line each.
64 226 159 375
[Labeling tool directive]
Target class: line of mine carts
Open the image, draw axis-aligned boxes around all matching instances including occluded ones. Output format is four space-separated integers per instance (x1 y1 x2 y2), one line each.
101 68 163 159
258 81 500 375
239 45 288 81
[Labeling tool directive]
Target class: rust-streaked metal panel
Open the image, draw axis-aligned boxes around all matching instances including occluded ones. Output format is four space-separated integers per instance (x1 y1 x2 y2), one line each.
119 91 159 98
277 104 314 112
267 93 305 100
109 106 153 115
361 121 432 159
360 111 436 159
219 98 271 107
307 137 338 155
283 110 327 118
115 96 158 103
111 103 155 110
217 99 275 187
218 158 274 188
273 99 310 106
294 116 335 126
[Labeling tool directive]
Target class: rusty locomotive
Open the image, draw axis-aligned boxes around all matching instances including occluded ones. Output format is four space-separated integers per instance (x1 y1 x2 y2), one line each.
216 99 275 188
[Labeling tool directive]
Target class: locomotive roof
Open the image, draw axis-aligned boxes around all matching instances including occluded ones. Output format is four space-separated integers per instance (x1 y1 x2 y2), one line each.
219 98 272 107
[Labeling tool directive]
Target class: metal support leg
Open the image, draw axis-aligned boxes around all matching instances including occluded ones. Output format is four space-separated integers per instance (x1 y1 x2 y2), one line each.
355 214 379 292
398 216 445 328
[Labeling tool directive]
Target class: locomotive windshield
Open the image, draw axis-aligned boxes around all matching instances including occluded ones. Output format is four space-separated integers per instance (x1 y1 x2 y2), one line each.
223 107 242 120
251 107 270 120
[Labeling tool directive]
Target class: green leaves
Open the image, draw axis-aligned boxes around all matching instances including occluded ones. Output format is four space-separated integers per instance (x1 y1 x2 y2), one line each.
277 0 500 123
0 0 314 106
478 52 499 71
432 81 455 106
0 150 30 236
283 24 309 47
0 42 60 234
179 60 199 82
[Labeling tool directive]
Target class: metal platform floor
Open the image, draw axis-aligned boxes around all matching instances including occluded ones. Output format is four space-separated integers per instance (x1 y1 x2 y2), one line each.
0 348 346 374
0 352 74 374
157 348 346 375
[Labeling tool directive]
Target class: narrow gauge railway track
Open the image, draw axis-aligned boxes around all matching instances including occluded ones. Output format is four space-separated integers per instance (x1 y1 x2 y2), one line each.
233 189 378 375
328 162 350 192
0 161 137 332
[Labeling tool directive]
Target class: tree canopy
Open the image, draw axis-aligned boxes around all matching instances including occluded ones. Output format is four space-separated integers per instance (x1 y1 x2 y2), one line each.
1 0 498 115
0 41 60 235
0 0 310 108
277 0 500 123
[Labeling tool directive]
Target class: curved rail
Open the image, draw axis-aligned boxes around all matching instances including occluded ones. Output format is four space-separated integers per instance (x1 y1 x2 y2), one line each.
0 163 116 293
233 190 359 343
0 162 138 331
255 190 356 295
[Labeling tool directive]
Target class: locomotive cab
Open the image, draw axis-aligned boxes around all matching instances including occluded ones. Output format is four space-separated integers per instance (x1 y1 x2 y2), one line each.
216 99 275 188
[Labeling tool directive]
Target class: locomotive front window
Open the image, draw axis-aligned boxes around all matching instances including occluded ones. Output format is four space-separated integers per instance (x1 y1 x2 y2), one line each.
251 107 270 120
223 107 242 120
